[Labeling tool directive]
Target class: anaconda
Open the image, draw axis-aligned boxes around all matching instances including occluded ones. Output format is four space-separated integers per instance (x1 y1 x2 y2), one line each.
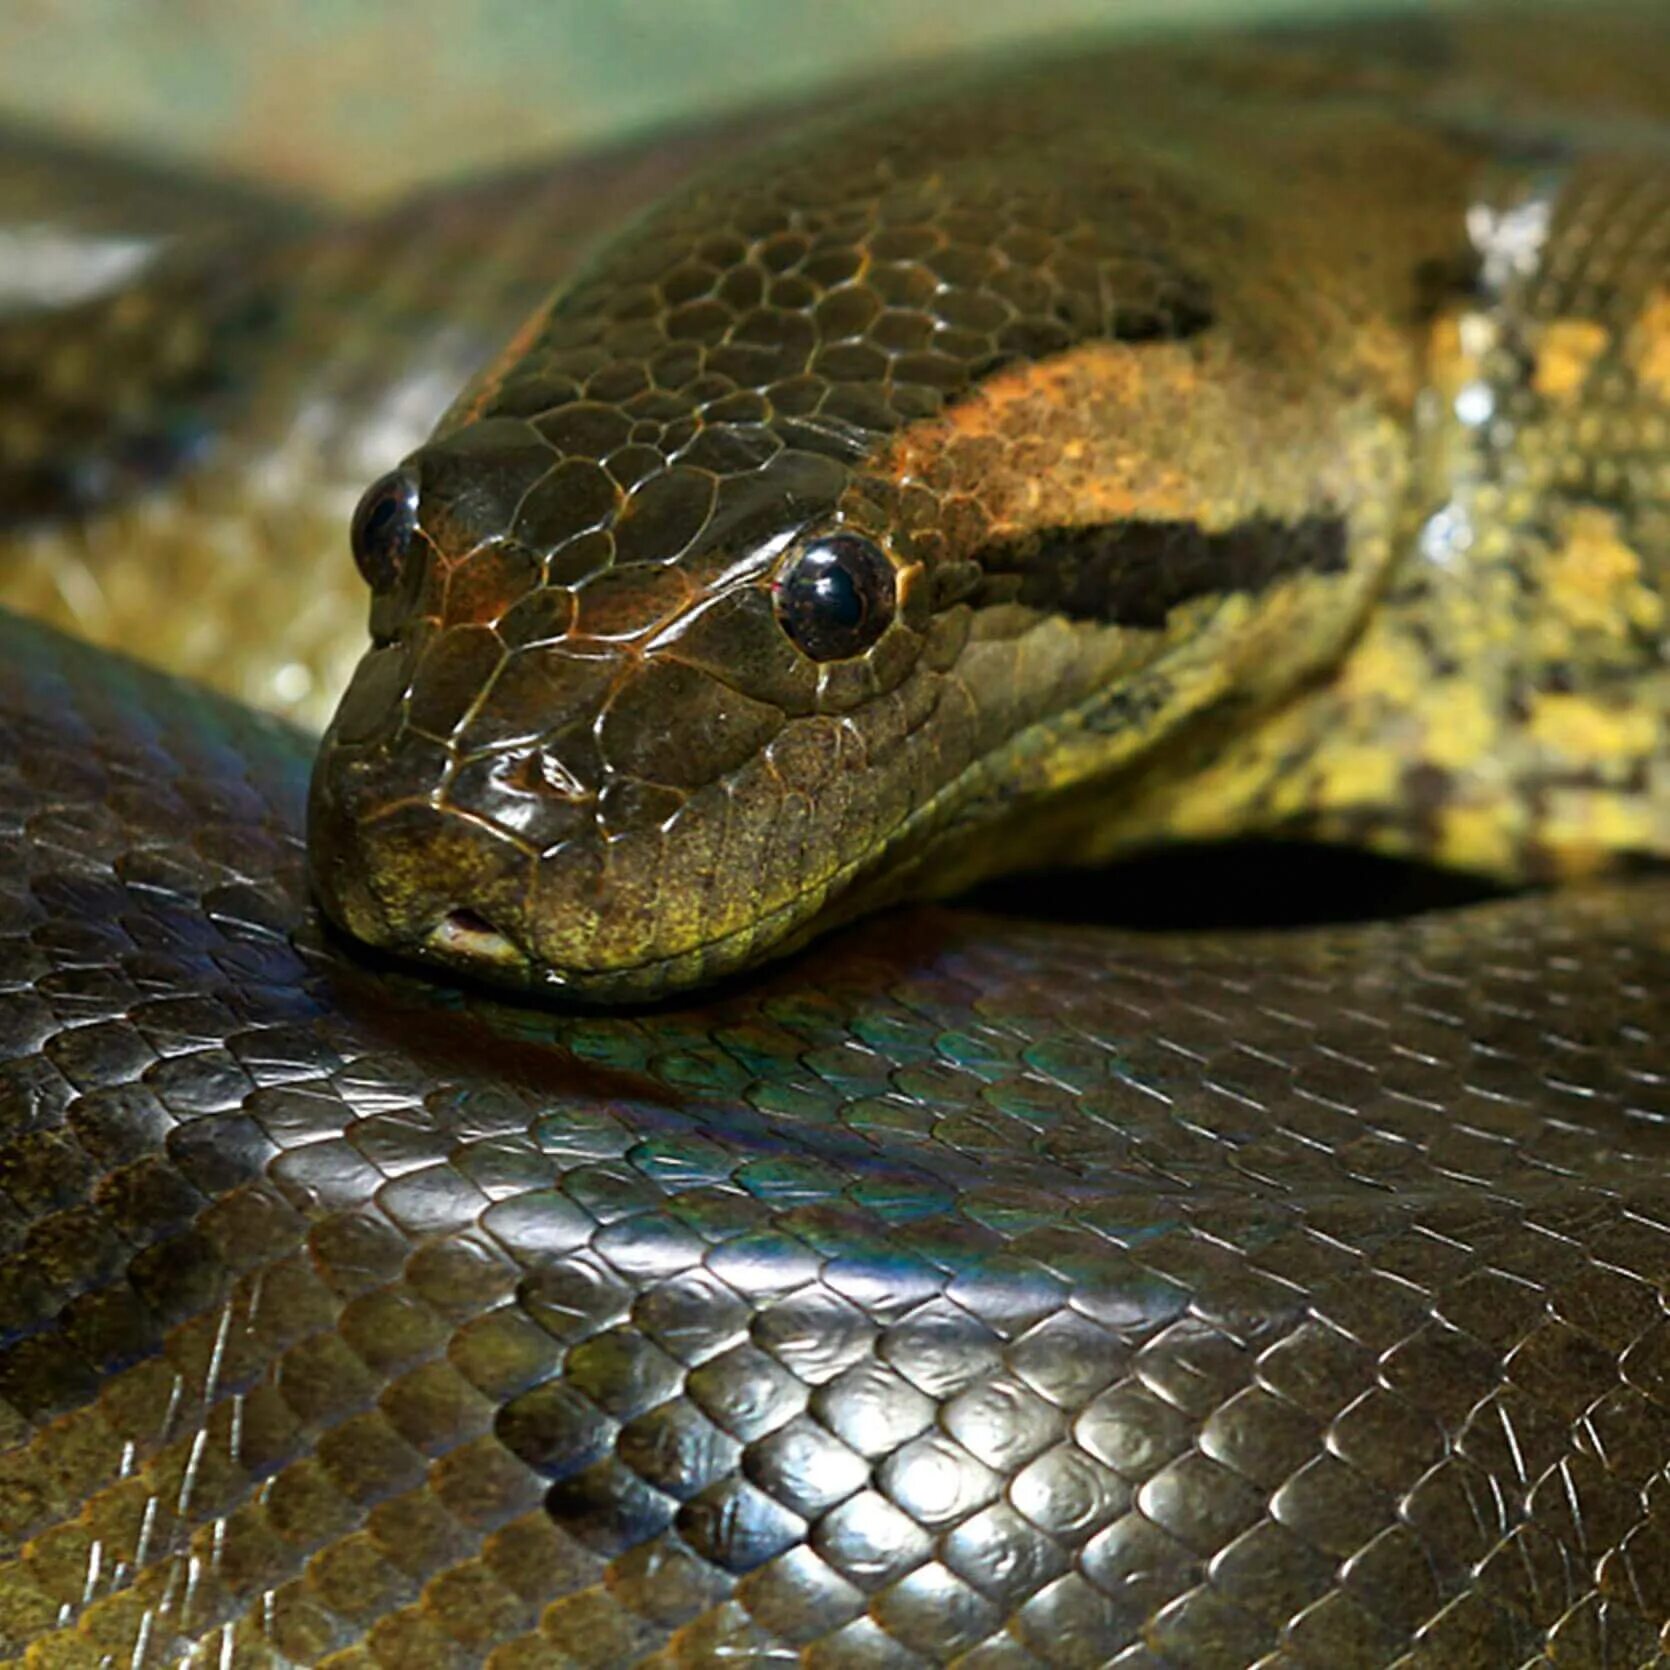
2 9 1670 1667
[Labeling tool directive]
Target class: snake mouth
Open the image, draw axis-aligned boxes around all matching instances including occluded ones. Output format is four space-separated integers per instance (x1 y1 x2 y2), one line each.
423 908 531 973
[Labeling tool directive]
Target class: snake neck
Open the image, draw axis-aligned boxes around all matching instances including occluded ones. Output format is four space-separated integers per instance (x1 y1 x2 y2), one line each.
1105 147 1670 885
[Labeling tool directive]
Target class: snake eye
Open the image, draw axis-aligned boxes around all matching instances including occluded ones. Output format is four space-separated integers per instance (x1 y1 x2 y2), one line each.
772 533 896 662
350 469 420 593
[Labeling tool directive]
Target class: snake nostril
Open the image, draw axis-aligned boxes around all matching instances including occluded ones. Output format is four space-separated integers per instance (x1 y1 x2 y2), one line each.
426 908 528 969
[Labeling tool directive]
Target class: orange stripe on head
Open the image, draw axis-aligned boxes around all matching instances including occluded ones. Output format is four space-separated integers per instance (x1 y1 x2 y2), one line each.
871 338 1280 551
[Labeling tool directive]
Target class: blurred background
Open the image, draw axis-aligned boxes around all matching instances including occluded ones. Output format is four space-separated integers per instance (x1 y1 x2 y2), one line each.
0 0 1457 204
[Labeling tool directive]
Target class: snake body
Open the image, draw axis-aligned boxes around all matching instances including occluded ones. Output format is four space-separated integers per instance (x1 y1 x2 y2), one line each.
4 10 1670 1667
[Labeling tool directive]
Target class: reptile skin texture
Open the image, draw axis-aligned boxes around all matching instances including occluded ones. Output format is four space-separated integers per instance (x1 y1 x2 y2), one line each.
0 111 785 726
305 10 1670 1003
12 616 1670 1669
9 618 1670 1669
4 9 1670 1669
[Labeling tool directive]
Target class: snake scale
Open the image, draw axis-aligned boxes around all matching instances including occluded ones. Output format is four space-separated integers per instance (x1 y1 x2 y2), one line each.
3 8 1670 1666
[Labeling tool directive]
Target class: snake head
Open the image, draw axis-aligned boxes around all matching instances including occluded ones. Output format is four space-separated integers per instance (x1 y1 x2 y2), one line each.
309 57 1410 1000
309 401 952 998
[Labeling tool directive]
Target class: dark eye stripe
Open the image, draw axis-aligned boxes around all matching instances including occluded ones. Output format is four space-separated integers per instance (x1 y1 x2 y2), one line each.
974 514 1350 630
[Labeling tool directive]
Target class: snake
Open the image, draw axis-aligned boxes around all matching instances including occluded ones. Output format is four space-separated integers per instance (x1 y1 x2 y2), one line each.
3 7 1670 1666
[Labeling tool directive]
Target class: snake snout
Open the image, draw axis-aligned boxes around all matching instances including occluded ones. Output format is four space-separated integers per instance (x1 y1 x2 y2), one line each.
307 730 545 981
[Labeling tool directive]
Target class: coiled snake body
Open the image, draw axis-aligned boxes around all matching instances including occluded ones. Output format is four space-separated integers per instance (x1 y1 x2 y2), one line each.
2 11 1670 1666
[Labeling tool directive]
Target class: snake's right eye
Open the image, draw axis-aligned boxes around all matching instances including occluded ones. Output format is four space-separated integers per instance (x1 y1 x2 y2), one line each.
773 532 897 662
350 469 420 594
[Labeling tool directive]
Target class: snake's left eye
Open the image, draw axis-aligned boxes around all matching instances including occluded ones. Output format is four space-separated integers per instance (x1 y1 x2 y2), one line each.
773 533 897 662
351 469 420 594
